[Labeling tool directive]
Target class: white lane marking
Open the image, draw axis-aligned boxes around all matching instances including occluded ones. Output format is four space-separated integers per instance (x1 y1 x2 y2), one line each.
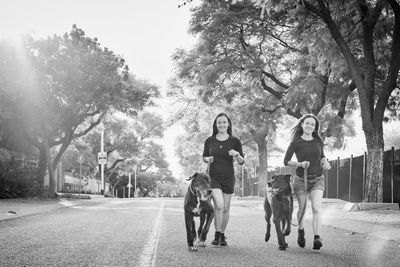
138 201 164 267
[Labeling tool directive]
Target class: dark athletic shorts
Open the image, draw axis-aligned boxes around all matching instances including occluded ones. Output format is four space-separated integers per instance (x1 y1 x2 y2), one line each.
211 177 235 194
293 174 325 195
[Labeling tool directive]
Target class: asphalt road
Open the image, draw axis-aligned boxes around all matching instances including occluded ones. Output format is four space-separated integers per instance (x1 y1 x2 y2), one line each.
0 198 399 267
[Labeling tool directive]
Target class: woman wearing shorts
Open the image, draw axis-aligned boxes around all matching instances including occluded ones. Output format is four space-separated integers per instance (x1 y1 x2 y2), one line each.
283 114 331 250
203 112 244 246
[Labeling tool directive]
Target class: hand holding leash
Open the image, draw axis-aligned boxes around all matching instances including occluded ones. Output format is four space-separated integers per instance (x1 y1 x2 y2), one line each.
299 161 310 168
320 158 331 170
206 156 214 163
228 149 240 157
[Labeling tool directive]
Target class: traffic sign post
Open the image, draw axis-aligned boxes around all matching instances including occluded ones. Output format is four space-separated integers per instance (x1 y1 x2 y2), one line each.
128 173 132 198
78 154 84 164
98 152 107 164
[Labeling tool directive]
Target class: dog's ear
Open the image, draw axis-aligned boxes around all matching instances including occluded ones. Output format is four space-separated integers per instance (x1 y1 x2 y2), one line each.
285 174 291 182
186 172 197 181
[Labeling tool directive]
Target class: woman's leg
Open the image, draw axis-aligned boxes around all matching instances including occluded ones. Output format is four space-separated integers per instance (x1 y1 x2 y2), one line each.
309 189 323 236
221 193 233 233
296 193 307 230
296 192 307 248
212 188 224 231
211 188 224 245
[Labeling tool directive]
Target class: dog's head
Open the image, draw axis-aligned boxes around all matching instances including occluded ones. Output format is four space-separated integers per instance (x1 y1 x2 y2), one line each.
268 174 291 198
187 172 212 201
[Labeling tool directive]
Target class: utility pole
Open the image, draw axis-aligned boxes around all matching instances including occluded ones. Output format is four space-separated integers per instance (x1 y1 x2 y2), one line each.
100 130 105 195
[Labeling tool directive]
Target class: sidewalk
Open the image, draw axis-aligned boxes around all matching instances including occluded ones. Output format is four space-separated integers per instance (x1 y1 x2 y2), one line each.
235 197 400 244
0 194 106 221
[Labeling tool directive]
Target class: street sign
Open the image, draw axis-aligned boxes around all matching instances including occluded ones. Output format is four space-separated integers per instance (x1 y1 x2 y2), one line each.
78 154 84 164
127 183 132 188
98 152 107 164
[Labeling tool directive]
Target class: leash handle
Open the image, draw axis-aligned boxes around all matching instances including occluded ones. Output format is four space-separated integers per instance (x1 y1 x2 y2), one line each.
206 160 211 175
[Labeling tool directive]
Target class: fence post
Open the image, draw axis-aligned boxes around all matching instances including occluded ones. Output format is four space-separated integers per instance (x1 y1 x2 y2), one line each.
391 146 394 203
337 156 340 199
349 155 353 202
241 165 245 197
325 159 329 198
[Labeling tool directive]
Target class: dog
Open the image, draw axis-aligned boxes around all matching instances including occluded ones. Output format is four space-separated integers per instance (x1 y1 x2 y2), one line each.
264 174 293 251
184 172 214 251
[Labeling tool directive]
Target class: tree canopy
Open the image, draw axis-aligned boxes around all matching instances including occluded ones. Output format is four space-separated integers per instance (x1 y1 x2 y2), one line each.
0 25 159 196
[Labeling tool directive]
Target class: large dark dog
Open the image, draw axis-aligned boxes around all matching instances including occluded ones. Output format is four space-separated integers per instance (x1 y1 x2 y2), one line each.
264 174 293 251
184 172 214 251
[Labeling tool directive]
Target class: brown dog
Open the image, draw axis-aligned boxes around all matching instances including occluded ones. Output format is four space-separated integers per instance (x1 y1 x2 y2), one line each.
184 172 214 251
264 174 293 251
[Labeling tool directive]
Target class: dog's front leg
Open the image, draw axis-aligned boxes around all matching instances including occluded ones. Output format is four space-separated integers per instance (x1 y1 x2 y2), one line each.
283 215 291 236
185 213 198 251
273 217 286 251
199 205 214 247
264 196 272 242
198 214 206 237
283 198 293 236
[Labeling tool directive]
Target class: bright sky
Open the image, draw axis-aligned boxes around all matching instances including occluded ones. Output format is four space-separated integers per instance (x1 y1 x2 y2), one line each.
0 0 197 178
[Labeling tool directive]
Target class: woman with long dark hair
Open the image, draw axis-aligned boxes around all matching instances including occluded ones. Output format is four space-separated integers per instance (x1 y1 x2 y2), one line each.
283 114 331 250
202 112 244 246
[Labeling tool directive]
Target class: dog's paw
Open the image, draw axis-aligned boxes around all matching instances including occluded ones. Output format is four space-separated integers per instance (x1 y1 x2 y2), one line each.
188 246 198 252
198 241 206 247
285 242 289 248
265 233 270 242
279 246 286 251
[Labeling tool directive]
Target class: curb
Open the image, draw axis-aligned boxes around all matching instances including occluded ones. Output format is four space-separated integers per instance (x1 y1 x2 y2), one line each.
343 202 399 212
0 195 106 222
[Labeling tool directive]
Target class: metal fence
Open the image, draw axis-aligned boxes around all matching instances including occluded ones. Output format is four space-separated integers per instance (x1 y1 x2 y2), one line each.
243 147 400 203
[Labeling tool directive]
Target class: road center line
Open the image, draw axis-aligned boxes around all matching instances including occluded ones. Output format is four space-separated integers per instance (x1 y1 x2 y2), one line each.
138 201 164 267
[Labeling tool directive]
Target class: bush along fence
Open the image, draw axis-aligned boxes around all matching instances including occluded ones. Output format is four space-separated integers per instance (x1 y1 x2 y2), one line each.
241 147 399 203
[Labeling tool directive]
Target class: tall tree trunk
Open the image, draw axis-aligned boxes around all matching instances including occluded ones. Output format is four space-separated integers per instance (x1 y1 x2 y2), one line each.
253 131 268 195
36 145 47 186
44 140 57 197
364 127 384 202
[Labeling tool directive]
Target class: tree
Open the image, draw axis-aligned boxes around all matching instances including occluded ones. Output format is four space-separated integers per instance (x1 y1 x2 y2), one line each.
252 0 400 202
171 0 356 188
177 0 356 137
0 25 158 196
65 110 172 196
